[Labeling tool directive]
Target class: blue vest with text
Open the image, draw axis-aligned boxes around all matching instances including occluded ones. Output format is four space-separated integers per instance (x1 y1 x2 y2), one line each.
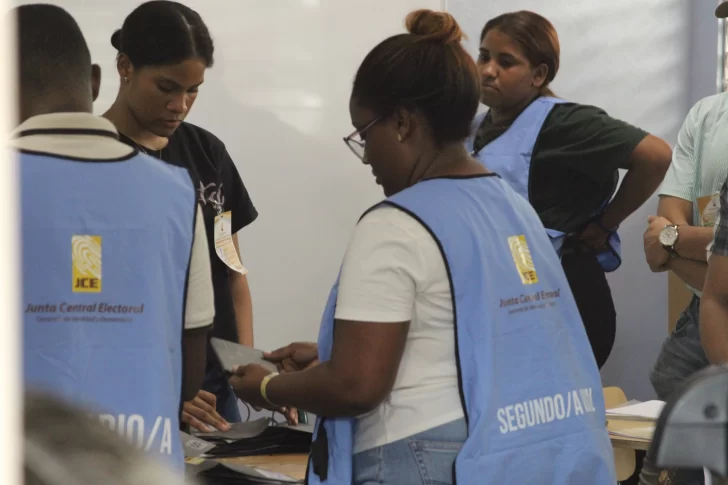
21 149 196 471
307 176 616 485
465 96 622 272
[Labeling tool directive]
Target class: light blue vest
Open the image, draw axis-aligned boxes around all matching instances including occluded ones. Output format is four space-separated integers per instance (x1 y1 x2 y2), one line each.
465 96 622 272
307 176 616 484
22 149 196 471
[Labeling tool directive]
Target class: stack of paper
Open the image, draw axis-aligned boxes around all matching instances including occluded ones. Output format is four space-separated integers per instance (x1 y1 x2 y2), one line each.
606 400 665 443
608 426 656 441
606 400 665 421
182 432 304 484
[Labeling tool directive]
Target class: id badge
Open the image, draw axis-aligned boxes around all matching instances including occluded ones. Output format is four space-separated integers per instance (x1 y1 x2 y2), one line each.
214 211 248 275
697 192 721 227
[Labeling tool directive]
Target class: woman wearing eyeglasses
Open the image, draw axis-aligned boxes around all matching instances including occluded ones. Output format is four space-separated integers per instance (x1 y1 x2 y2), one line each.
228 9 616 485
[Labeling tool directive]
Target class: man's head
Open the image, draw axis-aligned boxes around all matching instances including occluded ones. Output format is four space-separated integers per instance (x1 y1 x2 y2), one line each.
13 3 100 124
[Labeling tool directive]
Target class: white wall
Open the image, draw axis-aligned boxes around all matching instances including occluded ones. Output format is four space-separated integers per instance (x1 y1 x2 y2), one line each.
449 0 718 400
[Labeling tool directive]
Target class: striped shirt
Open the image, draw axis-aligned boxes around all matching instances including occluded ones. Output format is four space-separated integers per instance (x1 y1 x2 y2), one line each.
660 92 728 221
660 92 728 296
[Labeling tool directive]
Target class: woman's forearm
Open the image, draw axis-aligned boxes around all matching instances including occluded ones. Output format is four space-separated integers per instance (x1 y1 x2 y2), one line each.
600 163 666 230
231 272 254 346
266 363 378 418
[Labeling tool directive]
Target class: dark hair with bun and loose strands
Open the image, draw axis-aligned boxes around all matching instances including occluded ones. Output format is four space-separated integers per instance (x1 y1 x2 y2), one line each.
481 11 560 96
111 0 214 69
352 9 480 145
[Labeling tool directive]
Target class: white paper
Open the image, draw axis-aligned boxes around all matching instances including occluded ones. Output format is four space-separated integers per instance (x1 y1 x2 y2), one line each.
210 337 278 373
194 417 271 439
179 431 217 457
255 468 301 482
608 426 655 440
214 211 248 275
606 400 665 420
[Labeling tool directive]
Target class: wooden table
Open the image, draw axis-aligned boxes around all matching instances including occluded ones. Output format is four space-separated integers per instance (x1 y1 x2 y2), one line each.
222 454 309 480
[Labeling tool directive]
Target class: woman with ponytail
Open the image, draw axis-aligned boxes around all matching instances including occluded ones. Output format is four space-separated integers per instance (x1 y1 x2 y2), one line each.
230 9 616 484
469 11 672 369
103 1 258 433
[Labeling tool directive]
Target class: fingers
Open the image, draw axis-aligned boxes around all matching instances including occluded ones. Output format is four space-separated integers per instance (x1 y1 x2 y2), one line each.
280 357 299 373
182 410 215 433
196 390 217 407
184 397 230 432
263 344 296 363
231 364 250 376
285 407 299 426
647 215 656 223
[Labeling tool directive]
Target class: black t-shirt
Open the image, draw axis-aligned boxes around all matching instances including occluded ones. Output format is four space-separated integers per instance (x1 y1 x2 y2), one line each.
119 122 258 345
472 101 648 234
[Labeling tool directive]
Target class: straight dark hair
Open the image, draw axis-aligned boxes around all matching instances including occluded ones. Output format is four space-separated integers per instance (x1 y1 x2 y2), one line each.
111 0 214 68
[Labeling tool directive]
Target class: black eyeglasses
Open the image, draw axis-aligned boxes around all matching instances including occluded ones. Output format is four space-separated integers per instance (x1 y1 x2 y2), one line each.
343 116 381 160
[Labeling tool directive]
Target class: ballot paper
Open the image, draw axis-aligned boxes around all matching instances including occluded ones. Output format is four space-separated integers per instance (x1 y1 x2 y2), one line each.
211 337 278 374
608 426 655 441
216 461 301 482
180 431 217 457
279 422 315 434
195 417 272 440
182 430 304 483
606 400 665 421
190 459 303 484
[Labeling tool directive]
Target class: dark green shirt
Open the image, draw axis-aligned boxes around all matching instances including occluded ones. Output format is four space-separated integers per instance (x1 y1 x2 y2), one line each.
472 101 648 234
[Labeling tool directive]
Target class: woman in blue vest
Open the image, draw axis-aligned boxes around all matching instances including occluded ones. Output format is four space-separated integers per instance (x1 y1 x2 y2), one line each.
229 9 616 485
103 1 258 432
469 11 672 368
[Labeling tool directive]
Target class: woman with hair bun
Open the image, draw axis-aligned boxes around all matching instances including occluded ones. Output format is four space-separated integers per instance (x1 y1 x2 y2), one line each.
103 1 258 432
229 9 616 485
469 11 672 369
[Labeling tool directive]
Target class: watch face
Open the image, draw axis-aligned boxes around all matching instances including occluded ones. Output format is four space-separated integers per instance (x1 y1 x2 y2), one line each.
659 226 678 246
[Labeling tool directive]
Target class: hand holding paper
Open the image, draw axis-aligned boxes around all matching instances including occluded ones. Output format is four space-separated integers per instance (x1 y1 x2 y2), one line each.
264 342 319 373
229 364 289 414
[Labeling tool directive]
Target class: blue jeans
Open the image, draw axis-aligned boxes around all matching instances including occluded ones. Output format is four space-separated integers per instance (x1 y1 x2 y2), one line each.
637 295 708 485
353 419 467 485
649 295 710 401
202 363 242 423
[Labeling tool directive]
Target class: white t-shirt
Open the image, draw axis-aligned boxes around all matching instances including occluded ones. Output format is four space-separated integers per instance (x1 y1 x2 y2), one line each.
334 206 463 453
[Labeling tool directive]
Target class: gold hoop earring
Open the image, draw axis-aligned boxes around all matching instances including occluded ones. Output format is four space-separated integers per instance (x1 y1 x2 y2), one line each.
123 76 129 83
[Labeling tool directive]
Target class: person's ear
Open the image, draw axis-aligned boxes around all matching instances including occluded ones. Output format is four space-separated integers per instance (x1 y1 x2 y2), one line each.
393 107 416 143
116 53 133 83
91 64 101 102
532 63 548 89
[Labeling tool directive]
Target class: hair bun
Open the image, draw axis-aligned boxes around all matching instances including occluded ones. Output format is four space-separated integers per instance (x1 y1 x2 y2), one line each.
110 29 121 50
405 9 464 44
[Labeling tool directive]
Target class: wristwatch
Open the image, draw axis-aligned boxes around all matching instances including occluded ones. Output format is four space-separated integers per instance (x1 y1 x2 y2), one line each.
659 224 679 255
